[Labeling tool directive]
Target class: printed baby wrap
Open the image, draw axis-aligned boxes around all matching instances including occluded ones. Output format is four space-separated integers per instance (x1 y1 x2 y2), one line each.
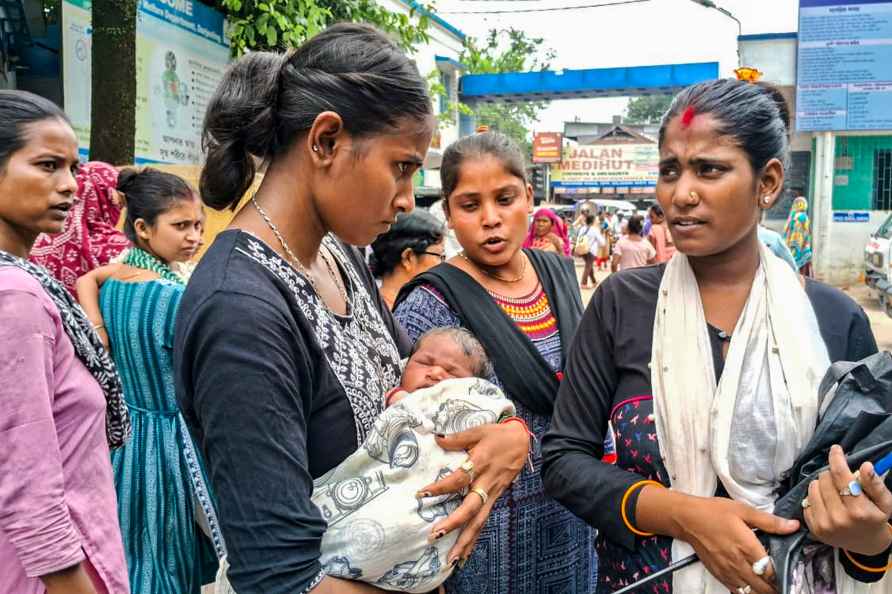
215 377 514 593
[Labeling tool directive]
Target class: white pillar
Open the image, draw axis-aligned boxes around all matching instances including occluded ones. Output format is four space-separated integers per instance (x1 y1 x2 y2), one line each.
811 131 836 282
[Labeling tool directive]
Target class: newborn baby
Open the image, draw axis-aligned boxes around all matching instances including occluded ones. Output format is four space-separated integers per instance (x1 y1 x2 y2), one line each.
314 328 513 592
216 328 514 594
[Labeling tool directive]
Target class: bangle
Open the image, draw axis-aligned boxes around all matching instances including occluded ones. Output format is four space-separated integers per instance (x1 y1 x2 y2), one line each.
621 480 665 537
500 416 533 437
842 525 892 573
842 548 892 574
499 416 535 472
93 323 105 331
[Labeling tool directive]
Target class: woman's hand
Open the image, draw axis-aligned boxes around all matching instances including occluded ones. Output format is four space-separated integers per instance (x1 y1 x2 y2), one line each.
637 487 799 594
415 422 529 565
804 445 892 556
41 563 98 594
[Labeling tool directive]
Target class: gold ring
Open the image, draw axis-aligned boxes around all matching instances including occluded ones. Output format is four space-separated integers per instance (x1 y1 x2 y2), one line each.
470 486 488 505
459 458 475 482
801 497 811 509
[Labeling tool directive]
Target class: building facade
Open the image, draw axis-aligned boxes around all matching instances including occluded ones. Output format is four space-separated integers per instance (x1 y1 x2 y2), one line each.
740 33 892 285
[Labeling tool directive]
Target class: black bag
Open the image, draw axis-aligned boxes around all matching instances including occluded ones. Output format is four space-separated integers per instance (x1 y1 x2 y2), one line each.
769 352 892 594
614 352 892 594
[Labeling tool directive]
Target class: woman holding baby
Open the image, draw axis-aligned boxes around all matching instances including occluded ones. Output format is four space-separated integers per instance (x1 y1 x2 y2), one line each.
173 24 530 594
394 132 598 593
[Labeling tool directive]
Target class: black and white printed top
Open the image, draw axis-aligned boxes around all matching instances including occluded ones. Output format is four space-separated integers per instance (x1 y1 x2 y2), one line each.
174 230 410 594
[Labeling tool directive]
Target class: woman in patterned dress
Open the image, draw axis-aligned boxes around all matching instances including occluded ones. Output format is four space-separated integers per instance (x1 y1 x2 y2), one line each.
172 24 530 594
76 168 221 594
394 132 598 594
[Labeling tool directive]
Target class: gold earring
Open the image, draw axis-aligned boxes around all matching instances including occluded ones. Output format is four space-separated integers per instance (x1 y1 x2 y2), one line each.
763 196 771 205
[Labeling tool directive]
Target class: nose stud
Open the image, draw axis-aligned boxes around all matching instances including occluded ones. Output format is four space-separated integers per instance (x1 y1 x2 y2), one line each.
689 191 700 201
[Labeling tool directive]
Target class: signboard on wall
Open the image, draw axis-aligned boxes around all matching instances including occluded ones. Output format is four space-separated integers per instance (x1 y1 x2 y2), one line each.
796 0 892 132
549 143 658 190
532 132 563 163
62 0 230 164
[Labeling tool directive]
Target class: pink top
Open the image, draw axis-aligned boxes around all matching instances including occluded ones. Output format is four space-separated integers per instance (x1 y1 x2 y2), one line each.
0 267 129 594
614 236 656 271
649 223 676 264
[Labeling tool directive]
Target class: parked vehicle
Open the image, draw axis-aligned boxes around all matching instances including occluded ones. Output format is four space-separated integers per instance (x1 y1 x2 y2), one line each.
865 212 892 317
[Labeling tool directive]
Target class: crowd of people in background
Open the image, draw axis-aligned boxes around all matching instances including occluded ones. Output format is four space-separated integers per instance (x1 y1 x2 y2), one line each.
0 21 889 594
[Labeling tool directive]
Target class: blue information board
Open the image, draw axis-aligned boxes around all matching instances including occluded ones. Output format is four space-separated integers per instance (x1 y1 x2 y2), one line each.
832 210 871 222
797 0 892 132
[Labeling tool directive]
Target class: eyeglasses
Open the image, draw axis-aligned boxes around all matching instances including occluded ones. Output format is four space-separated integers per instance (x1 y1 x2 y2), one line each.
420 251 447 262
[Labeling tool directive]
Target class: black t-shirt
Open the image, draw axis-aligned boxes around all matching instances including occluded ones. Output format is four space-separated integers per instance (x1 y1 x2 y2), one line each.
174 230 409 594
541 264 882 587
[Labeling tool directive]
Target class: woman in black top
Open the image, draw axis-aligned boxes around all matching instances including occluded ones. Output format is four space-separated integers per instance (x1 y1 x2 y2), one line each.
173 24 530 594
542 79 892 594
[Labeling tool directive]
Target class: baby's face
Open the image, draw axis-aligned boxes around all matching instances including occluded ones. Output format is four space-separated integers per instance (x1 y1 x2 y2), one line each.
402 335 477 392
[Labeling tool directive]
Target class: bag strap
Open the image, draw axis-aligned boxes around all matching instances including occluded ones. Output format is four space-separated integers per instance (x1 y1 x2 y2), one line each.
818 360 877 402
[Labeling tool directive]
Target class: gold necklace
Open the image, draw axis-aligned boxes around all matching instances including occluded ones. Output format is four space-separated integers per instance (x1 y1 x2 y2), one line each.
460 250 527 284
251 197 349 305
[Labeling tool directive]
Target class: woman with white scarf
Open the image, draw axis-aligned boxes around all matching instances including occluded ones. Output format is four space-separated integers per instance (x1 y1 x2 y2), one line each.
541 78 892 594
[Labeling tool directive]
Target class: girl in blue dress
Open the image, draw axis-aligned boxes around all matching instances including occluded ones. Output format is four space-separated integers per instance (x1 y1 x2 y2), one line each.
77 168 223 594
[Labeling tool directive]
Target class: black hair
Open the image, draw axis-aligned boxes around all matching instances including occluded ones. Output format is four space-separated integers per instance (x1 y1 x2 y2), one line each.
659 78 791 173
650 203 664 217
585 213 596 226
0 90 70 171
411 327 494 379
440 131 527 202
201 22 432 211
627 214 644 235
369 209 445 278
117 167 195 242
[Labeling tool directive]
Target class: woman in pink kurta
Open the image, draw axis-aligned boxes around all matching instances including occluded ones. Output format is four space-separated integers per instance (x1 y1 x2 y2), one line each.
0 90 130 594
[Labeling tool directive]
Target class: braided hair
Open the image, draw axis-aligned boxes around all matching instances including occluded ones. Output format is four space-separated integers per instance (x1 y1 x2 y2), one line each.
200 23 432 210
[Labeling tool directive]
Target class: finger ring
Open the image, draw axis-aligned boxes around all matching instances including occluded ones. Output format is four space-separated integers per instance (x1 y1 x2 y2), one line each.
737 586 752 594
839 479 863 498
470 486 488 505
752 555 771 576
801 497 811 509
459 458 475 482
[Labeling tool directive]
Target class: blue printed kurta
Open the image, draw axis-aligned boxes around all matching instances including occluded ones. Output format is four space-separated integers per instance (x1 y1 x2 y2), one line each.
100 279 224 593
395 285 598 594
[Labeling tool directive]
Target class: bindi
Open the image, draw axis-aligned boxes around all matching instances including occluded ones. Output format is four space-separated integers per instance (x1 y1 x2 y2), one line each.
681 106 697 128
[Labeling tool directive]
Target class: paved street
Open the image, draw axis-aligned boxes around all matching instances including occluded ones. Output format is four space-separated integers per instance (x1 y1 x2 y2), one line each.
576 263 892 352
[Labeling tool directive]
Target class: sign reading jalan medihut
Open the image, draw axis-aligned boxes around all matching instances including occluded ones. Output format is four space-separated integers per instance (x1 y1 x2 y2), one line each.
549 143 659 189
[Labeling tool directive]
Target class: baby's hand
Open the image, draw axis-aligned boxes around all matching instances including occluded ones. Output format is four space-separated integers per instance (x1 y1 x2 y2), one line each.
385 388 409 407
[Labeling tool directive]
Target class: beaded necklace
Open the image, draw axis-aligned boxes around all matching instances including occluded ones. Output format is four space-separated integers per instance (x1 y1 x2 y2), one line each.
122 247 183 284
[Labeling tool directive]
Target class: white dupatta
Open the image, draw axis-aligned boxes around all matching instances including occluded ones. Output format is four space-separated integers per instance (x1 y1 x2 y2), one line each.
651 243 881 594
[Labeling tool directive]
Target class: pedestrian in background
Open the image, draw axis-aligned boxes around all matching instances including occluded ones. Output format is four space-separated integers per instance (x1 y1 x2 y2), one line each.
647 204 675 264
611 214 655 272
543 78 889 594
76 168 221 594
370 209 446 309
784 194 814 276
395 131 597 594
0 90 130 594
525 207 571 255
29 161 130 297
576 212 604 289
